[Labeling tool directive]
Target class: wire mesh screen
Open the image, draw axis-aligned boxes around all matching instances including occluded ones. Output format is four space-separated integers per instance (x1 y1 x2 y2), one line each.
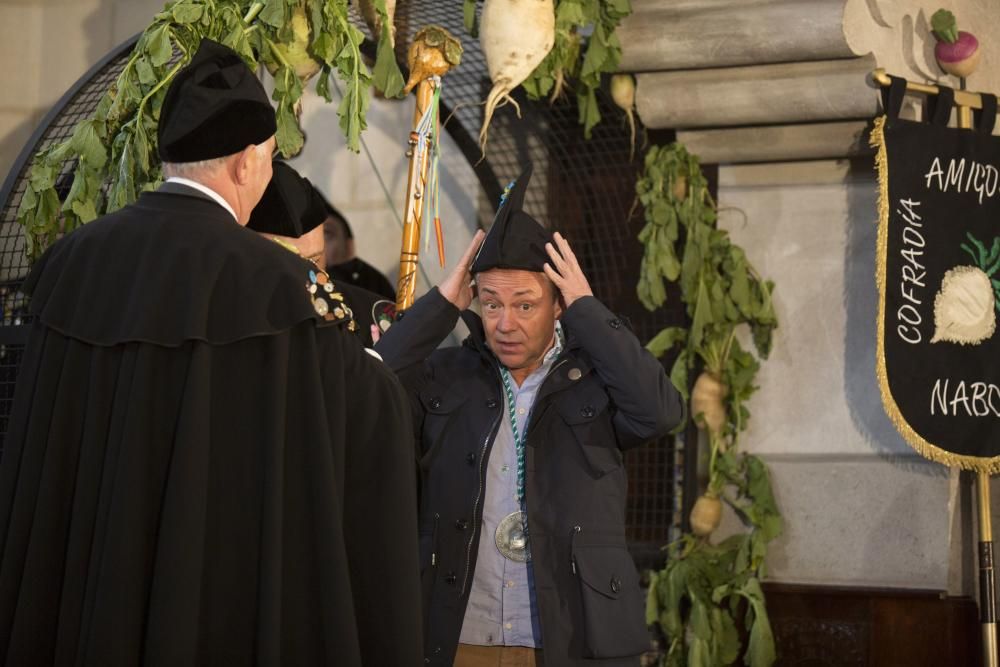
0 1 687 565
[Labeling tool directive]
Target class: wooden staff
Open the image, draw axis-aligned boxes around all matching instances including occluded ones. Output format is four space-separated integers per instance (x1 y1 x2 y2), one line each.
396 26 462 311
396 79 436 311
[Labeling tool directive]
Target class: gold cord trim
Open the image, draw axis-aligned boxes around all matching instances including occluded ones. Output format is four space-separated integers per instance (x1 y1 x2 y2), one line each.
871 115 1000 473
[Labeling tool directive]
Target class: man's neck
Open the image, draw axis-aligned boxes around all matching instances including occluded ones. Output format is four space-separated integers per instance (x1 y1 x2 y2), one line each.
165 176 240 223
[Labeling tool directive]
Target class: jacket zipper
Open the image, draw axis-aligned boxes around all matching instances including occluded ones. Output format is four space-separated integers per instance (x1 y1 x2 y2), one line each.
431 513 440 566
570 525 582 574
460 411 501 595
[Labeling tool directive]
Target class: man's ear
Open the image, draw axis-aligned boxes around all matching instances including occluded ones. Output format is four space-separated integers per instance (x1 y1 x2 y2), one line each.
232 144 257 186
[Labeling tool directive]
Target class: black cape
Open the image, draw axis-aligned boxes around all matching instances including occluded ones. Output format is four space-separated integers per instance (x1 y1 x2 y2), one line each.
0 185 422 665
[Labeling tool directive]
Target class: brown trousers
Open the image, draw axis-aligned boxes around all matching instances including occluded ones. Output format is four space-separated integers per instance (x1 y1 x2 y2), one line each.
453 643 545 667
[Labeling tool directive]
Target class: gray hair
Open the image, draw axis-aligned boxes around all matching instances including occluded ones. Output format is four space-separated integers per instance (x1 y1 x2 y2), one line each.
161 142 271 179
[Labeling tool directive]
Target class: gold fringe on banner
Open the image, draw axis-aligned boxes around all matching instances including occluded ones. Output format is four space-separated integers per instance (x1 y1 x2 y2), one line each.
870 114 1000 473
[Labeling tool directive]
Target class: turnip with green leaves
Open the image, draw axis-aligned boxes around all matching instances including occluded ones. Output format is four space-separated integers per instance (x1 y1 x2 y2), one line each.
931 232 1000 345
931 9 980 78
478 0 556 152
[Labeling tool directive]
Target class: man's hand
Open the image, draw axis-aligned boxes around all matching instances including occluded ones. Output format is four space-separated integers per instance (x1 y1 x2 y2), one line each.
439 229 486 310
544 232 593 308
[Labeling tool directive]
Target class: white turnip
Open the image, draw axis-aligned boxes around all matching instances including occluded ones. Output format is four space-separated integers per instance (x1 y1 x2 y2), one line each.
930 265 996 345
359 0 397 46
267 5 321 81
690 493 722 537
691 371 727 436
478 0 556 152
610 73 636 160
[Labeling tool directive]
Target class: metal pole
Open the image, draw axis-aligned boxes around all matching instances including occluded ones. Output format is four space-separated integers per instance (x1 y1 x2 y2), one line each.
978 472 998 667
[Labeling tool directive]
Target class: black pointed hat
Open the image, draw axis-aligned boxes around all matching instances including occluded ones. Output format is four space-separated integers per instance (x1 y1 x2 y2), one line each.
158 39 277 163
247 161 327 237
470 164 552 273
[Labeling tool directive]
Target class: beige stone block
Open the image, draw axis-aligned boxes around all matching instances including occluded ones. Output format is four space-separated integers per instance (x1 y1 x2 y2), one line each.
38 1 114 109
111 0 165 45
0 109 44 187
0 5 43 107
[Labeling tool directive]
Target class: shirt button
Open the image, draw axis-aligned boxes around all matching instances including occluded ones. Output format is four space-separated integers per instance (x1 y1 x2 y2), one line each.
505 623 512 630
608 318 622 329
507 580 515 588
466 452 477 465
455 519 469 531
501 465 509 473
429 397 442 409
581 405 596 418
517 407 525 415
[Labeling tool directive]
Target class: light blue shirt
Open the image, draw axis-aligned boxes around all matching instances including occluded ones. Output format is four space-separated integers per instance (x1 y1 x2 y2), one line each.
459 324 564 648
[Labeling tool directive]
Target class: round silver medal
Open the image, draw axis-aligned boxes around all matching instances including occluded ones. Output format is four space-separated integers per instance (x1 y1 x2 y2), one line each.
496 510 531 562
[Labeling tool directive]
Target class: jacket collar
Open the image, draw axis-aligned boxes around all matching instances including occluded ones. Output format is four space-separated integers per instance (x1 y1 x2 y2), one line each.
459 310 593 381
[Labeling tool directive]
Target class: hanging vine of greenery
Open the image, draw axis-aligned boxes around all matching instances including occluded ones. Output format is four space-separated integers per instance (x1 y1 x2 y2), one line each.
464 0 630 139
18 0 404 259
636 143 782 667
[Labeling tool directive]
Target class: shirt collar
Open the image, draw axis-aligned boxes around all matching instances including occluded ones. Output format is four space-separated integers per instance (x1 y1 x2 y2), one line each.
165 177 238 222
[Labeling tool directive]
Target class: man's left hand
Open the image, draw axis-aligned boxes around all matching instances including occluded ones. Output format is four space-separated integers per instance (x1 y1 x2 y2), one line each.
544 232 593 308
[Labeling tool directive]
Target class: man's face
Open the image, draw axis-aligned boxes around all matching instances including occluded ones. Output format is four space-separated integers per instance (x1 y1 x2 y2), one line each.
323 215 353 267
476 269 562 376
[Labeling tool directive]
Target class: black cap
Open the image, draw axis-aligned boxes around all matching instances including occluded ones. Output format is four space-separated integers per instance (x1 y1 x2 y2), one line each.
470 164 552 274
247 161 327 237
158 39 277 163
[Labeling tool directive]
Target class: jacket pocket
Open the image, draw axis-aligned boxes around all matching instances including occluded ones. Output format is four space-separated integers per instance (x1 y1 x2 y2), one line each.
571 542 649 658
554 387 621 477
417 387 469 467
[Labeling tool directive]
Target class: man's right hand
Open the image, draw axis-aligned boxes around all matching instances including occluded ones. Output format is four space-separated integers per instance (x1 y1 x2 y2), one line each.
439 229 485 310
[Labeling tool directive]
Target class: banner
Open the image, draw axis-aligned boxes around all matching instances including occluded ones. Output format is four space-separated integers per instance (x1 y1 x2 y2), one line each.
873 76 1000 471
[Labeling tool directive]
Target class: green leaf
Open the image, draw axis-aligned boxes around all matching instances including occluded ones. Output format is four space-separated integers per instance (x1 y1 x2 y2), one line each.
135 57 157 87
577 87 601 140
171 3 203 24
463 0 478 37
260 0 288 28
70 120 108 169
645 570 660 627
646 326 687 358
371 22 404 98
146 25 173 67
275 102 304 157
713 607 741 665
71 199 98 223
689 277 712 350
669 349 690 403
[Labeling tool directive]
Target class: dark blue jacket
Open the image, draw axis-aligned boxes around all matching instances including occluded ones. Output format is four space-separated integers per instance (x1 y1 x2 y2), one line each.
376 288 683 666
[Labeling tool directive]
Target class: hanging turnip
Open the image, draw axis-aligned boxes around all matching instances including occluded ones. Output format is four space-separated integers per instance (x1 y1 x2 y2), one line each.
478 0 556 152
690 492 722 537
931 9 980 78
267 5 321 82
930 265 997 345
691 371 727 435
610 73 637 160
359 0 397 46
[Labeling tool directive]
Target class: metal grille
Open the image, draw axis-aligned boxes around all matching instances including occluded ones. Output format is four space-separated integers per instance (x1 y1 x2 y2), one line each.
0 0 687 564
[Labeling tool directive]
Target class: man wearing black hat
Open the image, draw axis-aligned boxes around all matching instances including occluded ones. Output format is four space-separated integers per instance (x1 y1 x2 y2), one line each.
376 167 685 666
0 39 421 666
248 160 397 348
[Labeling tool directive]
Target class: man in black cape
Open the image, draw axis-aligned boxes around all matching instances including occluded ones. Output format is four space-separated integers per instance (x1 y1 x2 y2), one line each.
0 39 421 666
247 160 390 349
